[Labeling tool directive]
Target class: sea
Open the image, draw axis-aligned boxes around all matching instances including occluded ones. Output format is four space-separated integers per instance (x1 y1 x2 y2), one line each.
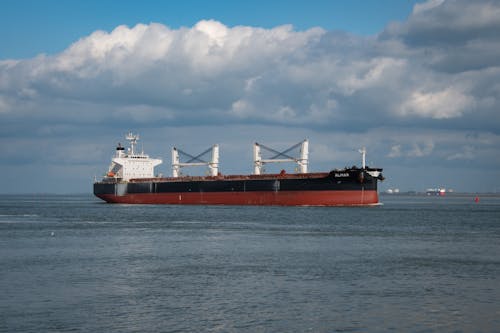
0 194 499 333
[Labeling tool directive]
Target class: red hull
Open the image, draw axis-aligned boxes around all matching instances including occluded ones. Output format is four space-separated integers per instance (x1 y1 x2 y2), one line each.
96 190 380 206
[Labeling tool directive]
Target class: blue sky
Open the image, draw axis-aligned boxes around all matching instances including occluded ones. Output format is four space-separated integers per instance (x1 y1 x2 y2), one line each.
1 0 499 194
1 0 417 58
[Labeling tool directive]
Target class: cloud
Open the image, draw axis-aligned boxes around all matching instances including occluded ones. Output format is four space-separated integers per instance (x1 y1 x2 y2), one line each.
381 0 500 73
399 87 474 119
446 145 475 160
388 145 402 158
1 0 500 193
413 0 446 14
408 141 435 157
383 0 500 46
1 10 498 128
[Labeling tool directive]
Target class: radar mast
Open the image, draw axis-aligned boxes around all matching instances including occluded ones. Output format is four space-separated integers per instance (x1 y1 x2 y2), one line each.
126 132 139 155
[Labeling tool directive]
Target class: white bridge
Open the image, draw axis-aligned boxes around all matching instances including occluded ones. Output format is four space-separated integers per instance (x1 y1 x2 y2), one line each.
106 133 162 181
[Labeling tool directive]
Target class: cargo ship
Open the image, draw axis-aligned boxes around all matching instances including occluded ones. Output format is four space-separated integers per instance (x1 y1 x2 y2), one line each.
93 133 384 206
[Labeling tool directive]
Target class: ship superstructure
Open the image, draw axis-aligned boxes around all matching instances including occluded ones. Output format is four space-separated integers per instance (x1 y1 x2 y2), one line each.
104 133 162 181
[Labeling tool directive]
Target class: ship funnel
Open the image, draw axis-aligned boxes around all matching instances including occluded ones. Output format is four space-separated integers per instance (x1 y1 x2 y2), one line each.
115 143 125 158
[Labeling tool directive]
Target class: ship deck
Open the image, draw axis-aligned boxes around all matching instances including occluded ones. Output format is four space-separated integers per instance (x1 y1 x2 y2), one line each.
128 172 332 183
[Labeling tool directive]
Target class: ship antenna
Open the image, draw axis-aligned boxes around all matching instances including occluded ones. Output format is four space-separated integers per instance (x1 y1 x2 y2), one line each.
126 132 139 155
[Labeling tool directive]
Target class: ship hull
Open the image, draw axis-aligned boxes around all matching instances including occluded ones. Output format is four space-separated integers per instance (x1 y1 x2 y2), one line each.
94 169 382 206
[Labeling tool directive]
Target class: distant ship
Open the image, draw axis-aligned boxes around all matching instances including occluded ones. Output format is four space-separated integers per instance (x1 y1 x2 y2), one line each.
426 188 447 196
93 133 384 206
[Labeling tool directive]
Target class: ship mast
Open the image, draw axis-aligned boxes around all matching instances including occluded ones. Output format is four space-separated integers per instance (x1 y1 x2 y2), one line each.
358 147 366 169
126 132 139 155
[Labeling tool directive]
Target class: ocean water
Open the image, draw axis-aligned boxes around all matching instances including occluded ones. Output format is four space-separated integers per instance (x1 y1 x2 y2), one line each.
0 194 499 333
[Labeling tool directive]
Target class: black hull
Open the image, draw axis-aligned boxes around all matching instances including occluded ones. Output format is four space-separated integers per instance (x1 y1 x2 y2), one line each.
94 168 383 206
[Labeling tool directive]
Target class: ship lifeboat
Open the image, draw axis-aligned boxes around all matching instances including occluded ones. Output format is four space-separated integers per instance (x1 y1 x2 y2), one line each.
107 171 115 177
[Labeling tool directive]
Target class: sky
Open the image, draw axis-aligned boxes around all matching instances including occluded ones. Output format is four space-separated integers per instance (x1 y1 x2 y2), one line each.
1 0 499 194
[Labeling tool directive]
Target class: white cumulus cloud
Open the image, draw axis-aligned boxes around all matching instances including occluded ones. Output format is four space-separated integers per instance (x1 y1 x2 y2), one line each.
400 87 474 119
